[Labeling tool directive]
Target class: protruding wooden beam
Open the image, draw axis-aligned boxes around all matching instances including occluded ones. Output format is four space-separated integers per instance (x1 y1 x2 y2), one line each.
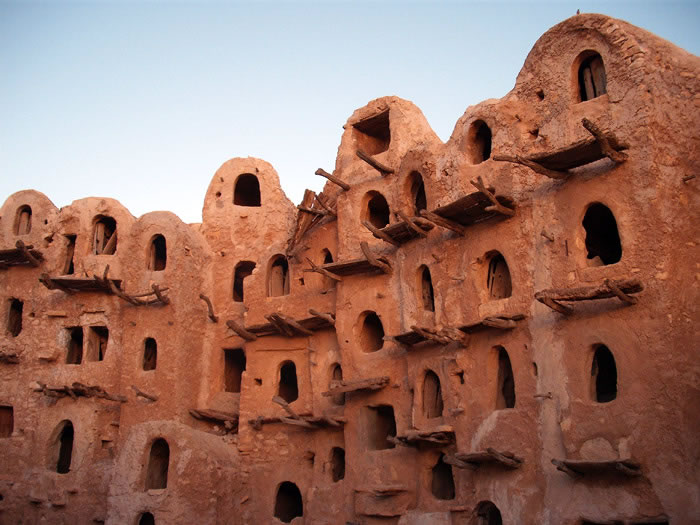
304 257 342 282
131 385 158 402
315 168 350 191
321 376 390 397
199 293 219 322
360 241 391 274
469 176 515 217
410 325 452 345
356 149 394 175
604 278 638 305
151 284 170 305
314 194 337 216
309 309 335 326
395 210 428 238
15 240 40 267
493 154 569 180
581 118 628 163
275 312 314 336
297 205 328 217
418 209 467 236
362 221 401 247
273 395 302 419
226 319 257 341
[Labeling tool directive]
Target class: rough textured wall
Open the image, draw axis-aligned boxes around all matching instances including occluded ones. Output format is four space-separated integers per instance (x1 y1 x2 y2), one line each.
0 13 698 525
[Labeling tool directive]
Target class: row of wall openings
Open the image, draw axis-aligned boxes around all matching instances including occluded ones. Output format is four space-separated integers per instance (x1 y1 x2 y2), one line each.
366 405 396 450
93 216 117 255
268 256 290 297
14 205 32 235
274 481 303 523
145 438 170 490
224 348 246 393
7 298 23 337
51 420 74 474
233 261 256 302
65 326 109 364
353 110 390 156
577 51 607 102
233 173 261 207
143 338 158 371
0 406 13 438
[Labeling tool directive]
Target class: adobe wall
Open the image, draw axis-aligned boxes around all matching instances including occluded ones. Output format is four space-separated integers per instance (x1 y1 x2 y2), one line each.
0 13 698 525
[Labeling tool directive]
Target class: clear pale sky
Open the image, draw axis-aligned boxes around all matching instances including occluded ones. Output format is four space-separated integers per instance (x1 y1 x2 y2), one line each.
1 1 698 224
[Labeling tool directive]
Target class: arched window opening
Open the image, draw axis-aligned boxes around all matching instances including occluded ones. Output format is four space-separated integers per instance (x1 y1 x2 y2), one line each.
419 265 435 312
409 171 427 214
431 454 455 500
496 347 516 409
331 447 345 482
148 235 167 271
54 421 74 474
475 501 503 525
66 327 83 364
274 481 303 523
468 120 492 164
0 406 14 438
319 249 335 289
323 250 333 265
93 216 117 255
352 110 390 155
138 513 155 525
578 52 607 102
278 361 298 403
330 363 345 406
365 405 396 450
591 345 617 403
268 256 290 297
359 311 384 353
233 173 261 207
487 253 512 299
7 298 23 337
422 370 444 419
233 261 256 302
63 235 76 275
224 348 246 393
14 205 32 235
143 338 157 371
365 192 390 229
582 203 622 266
86 326 109 362
145 438 170 490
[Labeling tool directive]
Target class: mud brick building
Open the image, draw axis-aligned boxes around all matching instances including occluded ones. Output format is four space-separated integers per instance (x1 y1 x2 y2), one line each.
0 13 698 525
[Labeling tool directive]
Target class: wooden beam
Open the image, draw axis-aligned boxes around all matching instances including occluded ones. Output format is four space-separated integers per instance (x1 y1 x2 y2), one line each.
131 385 158 402
469 176 515 217
360 241 391 274
321 376 390 397
199 293 219 322
15 240 40 267
297 205 328 217
275 312 314 336
309 309 335 326
314 194 337 216
226 319 257 341
418 209 467 236
151 284 170 305
315 168 350 191
581 118 628 164
304 257 342 282
493 154 569 180
362 221 401 247
604 278 638 305
356 149 394 175
395 210 428 238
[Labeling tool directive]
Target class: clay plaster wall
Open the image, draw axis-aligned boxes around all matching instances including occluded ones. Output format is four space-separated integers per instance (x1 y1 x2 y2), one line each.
0 13 698 525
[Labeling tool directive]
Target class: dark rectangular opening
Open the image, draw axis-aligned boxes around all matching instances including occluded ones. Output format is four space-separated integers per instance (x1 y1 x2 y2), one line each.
66 327 83 364
7 298 23 337
0 406 13 437
87 326 109 361
63 235 76 275
143 338 157 371
353 110 390 155
224 348 246 393
366 405 396 450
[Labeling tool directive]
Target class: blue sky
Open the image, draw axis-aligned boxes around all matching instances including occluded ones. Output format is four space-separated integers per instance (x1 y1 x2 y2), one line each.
1 1 698 223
